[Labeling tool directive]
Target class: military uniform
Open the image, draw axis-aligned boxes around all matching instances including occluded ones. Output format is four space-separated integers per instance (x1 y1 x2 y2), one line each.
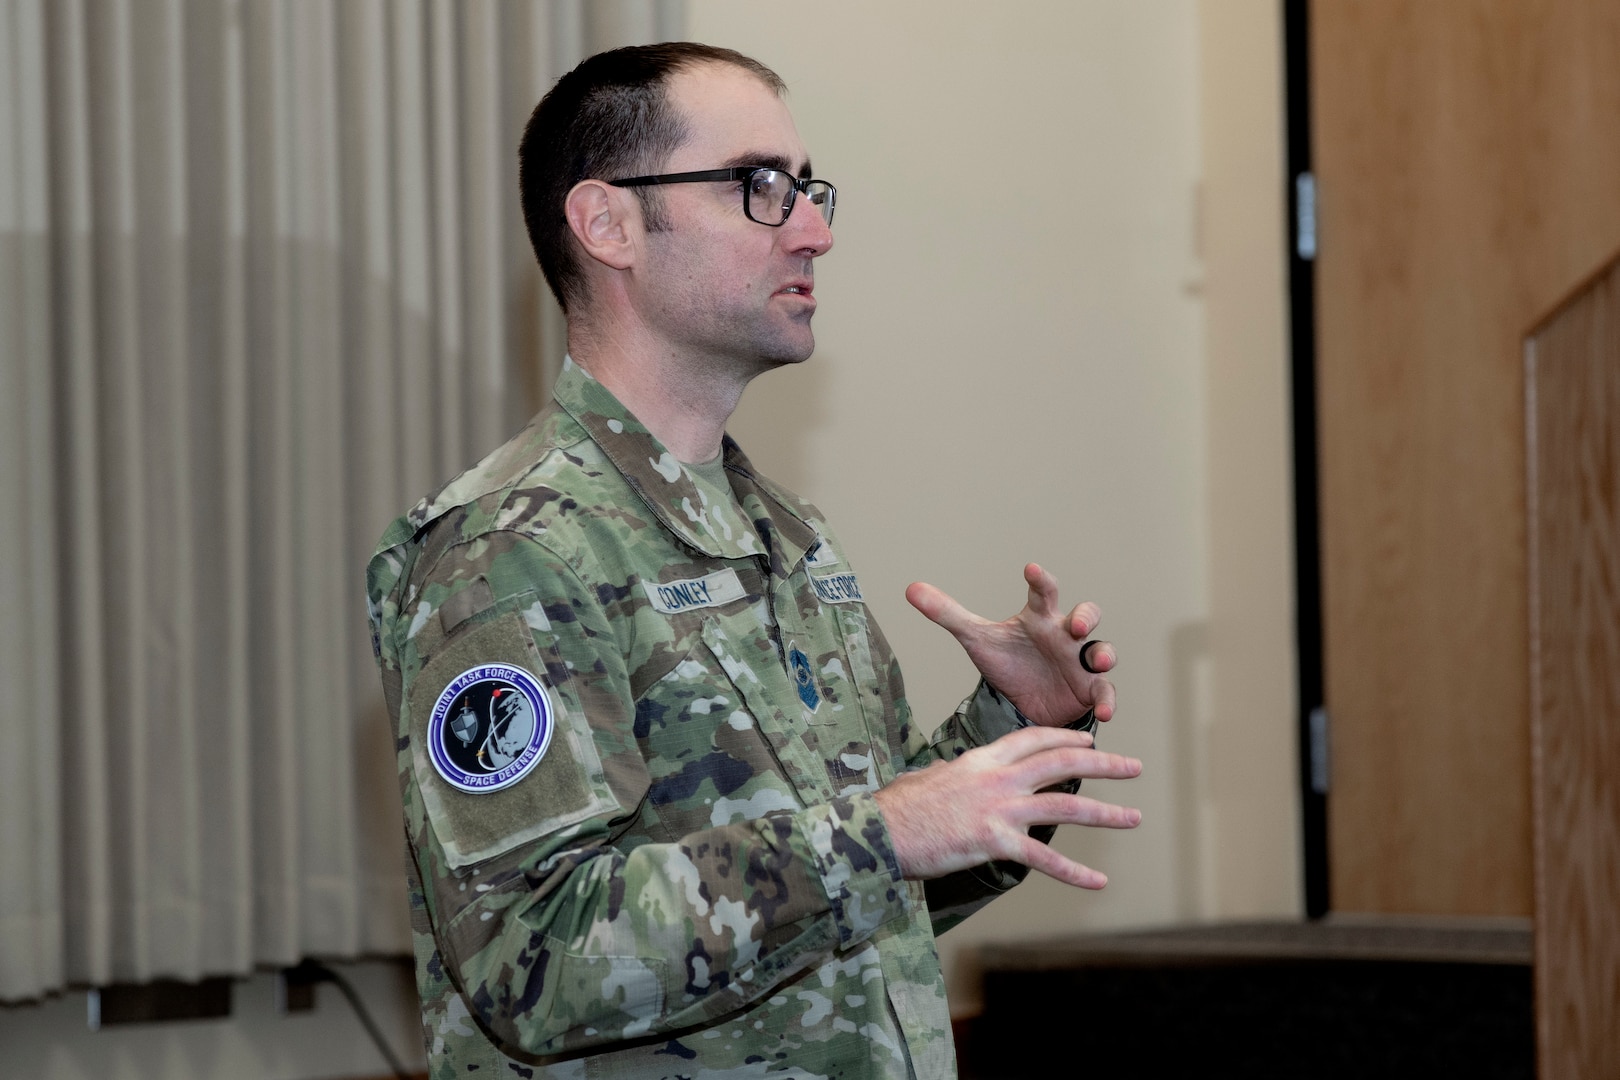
366 359 1032 1079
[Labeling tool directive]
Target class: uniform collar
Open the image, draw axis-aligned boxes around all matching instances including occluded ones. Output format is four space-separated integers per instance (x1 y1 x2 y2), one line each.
556 358 818 569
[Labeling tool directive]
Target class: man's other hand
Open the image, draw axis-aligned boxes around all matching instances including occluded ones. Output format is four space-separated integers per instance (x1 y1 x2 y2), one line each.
906 562 1115 727
872 726 1142 888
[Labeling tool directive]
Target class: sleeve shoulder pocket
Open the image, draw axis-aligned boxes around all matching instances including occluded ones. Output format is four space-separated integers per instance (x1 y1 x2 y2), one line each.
407 601 619 870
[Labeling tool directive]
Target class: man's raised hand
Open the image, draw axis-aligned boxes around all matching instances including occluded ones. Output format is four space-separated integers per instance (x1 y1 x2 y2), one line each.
905 562 1115 727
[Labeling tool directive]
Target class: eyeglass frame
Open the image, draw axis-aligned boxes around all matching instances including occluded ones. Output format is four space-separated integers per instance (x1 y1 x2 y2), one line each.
608 167 837 228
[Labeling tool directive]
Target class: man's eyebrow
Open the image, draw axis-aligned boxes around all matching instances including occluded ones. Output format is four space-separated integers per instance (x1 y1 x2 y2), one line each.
722 152 814 178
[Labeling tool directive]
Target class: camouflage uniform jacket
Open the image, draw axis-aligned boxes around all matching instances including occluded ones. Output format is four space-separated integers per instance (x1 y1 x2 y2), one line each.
366 359 1031 1079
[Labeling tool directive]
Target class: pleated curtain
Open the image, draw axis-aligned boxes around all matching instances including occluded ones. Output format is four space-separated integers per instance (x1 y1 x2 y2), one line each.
0 0 684 1004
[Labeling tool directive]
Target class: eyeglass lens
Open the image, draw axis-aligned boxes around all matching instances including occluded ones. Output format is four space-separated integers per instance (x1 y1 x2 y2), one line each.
747 170 835 227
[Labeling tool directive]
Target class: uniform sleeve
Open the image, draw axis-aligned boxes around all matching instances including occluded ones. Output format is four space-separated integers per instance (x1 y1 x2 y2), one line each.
384 528 911 1059
904 678 1027 769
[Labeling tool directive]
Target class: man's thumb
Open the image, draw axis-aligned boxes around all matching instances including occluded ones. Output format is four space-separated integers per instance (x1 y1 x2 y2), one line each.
905 581 973 636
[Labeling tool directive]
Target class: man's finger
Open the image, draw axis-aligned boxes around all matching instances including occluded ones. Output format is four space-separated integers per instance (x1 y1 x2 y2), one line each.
1017 836 1109 890
1021 790 1143 830
1015 745 1142 790
1078 638 1114 674
980 723 1096 764
904 580 982 638
1022 562 1060 616
1089 678 1117 722
1067 600 1102 640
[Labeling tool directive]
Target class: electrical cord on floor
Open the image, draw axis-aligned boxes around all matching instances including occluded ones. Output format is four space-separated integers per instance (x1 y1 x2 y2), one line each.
286 960 414 1080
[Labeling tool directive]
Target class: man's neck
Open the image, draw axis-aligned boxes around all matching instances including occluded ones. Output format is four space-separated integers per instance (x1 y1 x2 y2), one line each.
567 324 754 464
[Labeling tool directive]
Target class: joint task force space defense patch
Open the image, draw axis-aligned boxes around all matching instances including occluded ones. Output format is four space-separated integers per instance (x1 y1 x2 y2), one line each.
428 664 553 793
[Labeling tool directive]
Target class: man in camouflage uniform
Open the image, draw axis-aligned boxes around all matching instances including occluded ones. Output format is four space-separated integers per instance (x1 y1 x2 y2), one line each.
367 43 1142 1079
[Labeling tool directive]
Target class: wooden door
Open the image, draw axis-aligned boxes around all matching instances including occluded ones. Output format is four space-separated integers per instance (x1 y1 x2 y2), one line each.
1311 0 1620 914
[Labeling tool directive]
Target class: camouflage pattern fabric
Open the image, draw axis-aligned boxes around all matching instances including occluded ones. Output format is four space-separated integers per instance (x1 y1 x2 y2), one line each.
366 358 1031 1078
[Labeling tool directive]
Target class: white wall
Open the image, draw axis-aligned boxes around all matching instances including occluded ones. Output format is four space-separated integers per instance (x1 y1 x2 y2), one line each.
688 0 1299 1013
1197 0 1301 924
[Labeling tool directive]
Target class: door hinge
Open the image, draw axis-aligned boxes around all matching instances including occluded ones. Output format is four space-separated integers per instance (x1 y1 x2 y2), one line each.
1295 171 1317 261
1309 705 1330 794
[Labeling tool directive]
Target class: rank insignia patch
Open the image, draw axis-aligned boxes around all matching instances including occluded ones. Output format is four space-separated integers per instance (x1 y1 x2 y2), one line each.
427 664 554 793
789 643 820 713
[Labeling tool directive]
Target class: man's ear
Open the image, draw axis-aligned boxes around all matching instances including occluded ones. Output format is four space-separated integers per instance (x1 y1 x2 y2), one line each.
564 179 638 272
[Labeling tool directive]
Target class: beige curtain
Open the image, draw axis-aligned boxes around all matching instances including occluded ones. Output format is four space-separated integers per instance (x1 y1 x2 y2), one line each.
0 0 684 1004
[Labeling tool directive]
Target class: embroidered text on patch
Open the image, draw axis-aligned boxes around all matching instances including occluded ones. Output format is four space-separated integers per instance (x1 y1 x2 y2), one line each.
643 568 747 614
427 664 554 793
811 572 863 604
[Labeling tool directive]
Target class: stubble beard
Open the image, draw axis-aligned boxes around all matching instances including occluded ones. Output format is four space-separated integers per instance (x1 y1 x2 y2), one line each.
641 229 818 380
665 294 817 387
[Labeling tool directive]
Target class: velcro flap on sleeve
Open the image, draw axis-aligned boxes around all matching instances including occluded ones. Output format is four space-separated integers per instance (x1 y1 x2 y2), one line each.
409 608 618 869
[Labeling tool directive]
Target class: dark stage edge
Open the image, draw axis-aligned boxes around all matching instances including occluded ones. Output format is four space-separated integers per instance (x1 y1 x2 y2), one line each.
960 917 1533 1080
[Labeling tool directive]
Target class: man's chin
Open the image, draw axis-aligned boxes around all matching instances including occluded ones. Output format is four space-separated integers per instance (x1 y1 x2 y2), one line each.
759 346 814 372
717 319 817 377
752 330 816 370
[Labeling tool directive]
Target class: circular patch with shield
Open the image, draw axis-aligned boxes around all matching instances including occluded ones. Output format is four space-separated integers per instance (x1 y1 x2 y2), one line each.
427 664 553 793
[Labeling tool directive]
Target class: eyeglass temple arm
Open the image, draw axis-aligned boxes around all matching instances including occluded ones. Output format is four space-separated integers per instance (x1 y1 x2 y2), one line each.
609 168 749 188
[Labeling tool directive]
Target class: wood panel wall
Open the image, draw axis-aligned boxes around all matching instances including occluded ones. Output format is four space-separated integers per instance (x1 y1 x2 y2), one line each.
1526 257 1620 1080
1312 0 1620 914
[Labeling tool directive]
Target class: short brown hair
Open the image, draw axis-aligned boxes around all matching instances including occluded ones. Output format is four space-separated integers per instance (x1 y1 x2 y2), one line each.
519 43 786 313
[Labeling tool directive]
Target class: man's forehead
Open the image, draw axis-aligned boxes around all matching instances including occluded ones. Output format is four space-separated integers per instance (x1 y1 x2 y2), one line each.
664 62 810 173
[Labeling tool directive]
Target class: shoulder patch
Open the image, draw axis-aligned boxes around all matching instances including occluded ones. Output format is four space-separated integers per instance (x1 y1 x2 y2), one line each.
428 664 554 793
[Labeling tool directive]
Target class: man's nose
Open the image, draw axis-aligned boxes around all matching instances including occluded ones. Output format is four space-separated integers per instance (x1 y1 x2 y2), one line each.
782 190 834 257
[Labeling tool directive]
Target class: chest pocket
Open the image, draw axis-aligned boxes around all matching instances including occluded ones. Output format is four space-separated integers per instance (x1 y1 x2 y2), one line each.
634 613 838 840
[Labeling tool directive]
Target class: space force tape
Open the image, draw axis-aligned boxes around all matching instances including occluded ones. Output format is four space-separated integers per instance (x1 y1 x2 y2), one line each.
811 572 863 604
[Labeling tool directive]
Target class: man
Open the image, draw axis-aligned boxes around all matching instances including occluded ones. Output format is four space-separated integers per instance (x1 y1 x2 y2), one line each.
366 42 1142 1079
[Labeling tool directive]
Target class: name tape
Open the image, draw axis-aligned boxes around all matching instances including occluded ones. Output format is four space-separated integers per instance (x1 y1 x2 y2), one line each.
644 568 747 614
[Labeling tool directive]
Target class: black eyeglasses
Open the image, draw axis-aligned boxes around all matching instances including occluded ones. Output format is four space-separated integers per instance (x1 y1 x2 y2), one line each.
609 167 836 227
